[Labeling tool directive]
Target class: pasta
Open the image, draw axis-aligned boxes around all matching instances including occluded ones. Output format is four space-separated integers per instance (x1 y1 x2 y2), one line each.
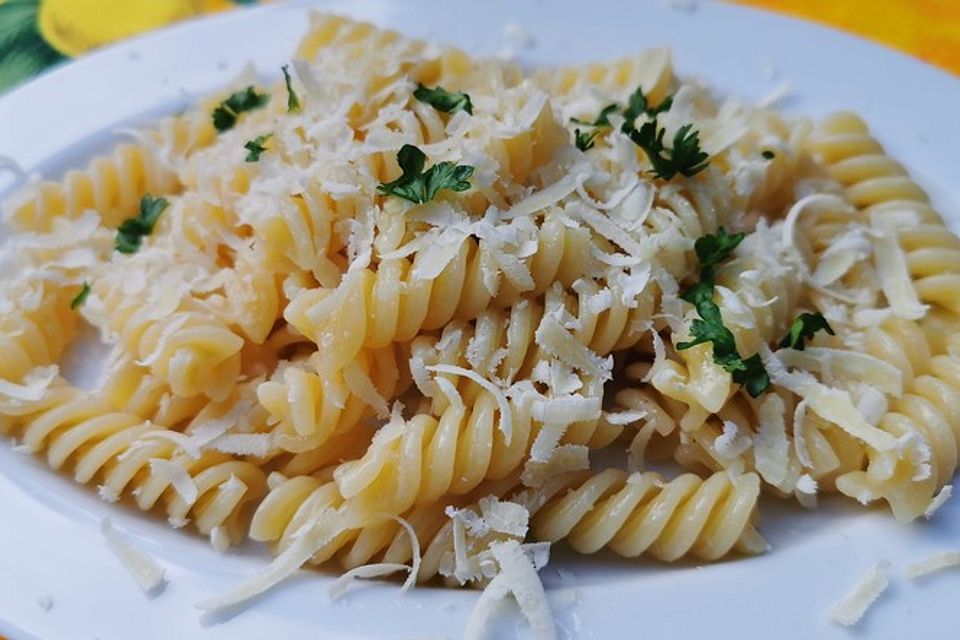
2 11 959 638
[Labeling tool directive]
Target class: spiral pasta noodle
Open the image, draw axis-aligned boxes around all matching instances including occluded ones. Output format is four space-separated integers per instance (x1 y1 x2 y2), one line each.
4 142 179 233
531 468 766 561
4 382 268 542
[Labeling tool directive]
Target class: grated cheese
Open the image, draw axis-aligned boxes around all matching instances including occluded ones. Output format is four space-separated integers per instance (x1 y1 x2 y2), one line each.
714 421 752 459
0 365 59 402
478 496 530 538
761 346 897 451
754 394 789 486
198 513 345 612
343 361 391 419
924 485 952 519
870 214 928 320
795 474 818 509
427 364 513 445
905 550 960 580
829 562 889 627
101 518 166 595
148 458 199 506
463 540 557 640
328 563 410 601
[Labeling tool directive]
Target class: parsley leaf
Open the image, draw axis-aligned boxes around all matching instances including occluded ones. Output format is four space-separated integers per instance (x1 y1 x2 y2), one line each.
244 134 272 162
779 313 835 351
377 144 474 204
762 150 776 160
413 83 474 115
627 120 709 180
574 128 601 152
691 227 746 282
622 86 674 126
282 65 301 113
571 103 619 128
71 283 91 310
676 296 771 398
677 228 770 397
115 195 169 254
212 86 269 132
733 354 770 398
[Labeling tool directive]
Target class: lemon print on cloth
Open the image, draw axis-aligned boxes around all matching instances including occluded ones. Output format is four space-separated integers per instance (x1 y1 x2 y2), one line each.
38 0 205 56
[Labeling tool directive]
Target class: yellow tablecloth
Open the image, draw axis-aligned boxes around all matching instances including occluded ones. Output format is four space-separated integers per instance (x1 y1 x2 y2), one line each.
0 0 957 93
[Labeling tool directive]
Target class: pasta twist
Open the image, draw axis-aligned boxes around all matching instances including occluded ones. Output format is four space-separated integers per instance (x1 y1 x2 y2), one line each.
531 468 766 561
99 357 206 425
0 282 79 384
285 213 596 368
834 317 960 521
4 143 179 233
91 274 244 402
806 112 960 314
6 383 268 542
531 49 674 112
250 471 444 572
251 470 523 582
257 344 406 453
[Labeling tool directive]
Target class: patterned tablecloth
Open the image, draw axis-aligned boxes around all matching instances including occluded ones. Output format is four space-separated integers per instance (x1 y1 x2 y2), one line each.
0 0 957 94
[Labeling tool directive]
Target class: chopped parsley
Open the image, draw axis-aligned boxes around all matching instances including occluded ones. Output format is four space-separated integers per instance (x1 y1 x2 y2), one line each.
780 313 835 351
626 120 710 180
691 227 746 283
212 86 269 132
571 103 619 129
70 283 91 310
115 195 169 254
574 128 601 151
244 134 272 162
622 86 674 125
413 83 474 115
678 228 769 397
282 65 301 113
762 150 776 160
377 144 474 204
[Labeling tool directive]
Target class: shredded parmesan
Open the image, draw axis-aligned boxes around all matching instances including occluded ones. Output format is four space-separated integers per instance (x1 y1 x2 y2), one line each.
906 550 960 579
924 485 952 519
101 519 166 595
427 364 513 445
463 540 556 640
829 562 889 627
328 563 410 601
761 346 897 451
148 458 199 506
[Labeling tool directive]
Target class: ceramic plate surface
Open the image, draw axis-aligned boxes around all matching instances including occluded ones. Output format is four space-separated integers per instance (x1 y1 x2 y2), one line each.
1 1 959 639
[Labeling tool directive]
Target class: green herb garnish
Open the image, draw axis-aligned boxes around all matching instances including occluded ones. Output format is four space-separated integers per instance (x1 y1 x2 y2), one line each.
622 86 674 125
115 195 169 254
780 313 835 351
574 128 601 151
282 65 301 113
762 150 776 160
376 144 474 204
71 283 91 310
626 120 710 180
690 227 746 283
212 86 269 132
413 83 474 115
571 103 619 128
244 134 272 162
677 293 771 398
677 228 769 397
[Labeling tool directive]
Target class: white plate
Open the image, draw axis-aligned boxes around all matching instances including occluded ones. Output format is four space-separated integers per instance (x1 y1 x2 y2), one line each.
2 2 960 639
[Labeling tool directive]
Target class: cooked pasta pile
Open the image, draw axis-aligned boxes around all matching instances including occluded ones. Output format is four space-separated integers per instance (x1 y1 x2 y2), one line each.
2 12 958 636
